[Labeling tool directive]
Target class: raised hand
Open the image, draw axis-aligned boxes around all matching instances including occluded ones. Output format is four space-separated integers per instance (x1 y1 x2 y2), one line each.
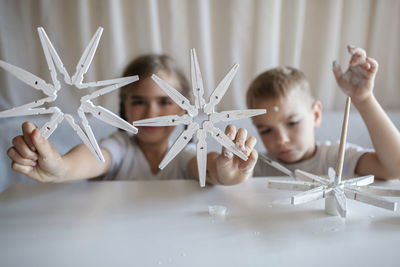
332 45 378 104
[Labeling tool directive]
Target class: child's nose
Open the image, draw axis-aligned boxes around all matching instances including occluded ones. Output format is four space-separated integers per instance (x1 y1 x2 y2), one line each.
276 129 289 144
145 103 160 118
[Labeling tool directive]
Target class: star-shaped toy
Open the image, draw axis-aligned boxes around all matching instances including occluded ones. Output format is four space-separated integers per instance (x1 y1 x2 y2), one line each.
0 27 138 162
133 49 266 187
266 97 400 218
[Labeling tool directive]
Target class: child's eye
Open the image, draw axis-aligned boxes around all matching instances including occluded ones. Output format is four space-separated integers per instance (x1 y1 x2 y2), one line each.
130 99 145 106
259 128 272 135
288 120 300 127
160 98 173 105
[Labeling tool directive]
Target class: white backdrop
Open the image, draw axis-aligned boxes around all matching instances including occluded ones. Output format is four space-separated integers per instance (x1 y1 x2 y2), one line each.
0 0 399 117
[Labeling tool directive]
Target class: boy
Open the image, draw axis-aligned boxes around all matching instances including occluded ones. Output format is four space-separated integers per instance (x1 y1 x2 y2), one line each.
247 45 400 180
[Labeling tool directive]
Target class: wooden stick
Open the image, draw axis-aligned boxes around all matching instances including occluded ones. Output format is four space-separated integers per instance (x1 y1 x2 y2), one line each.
335 96 351 184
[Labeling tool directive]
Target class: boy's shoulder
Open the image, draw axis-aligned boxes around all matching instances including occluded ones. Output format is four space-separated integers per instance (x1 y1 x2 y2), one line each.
290 141 372 176
316 141 371 161
317 140 370 153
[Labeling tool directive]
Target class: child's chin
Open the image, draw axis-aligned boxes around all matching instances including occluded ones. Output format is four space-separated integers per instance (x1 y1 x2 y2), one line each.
279 154 301 164
138 132 166 143
141 126 161 132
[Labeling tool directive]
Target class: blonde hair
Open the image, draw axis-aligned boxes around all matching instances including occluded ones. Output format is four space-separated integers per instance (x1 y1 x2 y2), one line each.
246 66 313 108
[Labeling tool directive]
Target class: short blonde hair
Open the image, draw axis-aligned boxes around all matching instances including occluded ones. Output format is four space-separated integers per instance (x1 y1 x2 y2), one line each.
246 66 313 108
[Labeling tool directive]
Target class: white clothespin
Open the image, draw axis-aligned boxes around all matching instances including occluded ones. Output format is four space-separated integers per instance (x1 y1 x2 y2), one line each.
0 27 138 162
258 153 295 178
133 48 266 187
267 96 400 218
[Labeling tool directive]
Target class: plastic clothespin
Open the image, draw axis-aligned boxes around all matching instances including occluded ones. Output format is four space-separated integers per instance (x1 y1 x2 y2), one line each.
136 49 266 187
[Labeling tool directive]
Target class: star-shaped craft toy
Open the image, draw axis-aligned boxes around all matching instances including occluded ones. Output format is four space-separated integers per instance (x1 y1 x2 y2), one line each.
265 97 400 218
133 49 266 187
0 27 138 162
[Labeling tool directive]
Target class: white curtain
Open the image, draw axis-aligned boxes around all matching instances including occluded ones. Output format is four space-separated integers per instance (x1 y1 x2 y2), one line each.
0 0 399 117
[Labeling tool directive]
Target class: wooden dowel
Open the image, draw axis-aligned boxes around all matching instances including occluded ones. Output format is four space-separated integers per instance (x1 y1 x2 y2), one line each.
335 96 351 183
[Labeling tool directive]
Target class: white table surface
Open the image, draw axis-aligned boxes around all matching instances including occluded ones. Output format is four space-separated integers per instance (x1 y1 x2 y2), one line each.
1 178 400 267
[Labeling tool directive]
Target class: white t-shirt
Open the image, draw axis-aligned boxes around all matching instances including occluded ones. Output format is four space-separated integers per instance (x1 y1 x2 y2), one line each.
254 141 373 178
98 131 196 180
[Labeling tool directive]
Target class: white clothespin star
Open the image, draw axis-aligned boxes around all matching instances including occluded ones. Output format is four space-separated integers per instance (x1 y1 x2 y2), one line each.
133 48 266 187
0 27 138 162
267 97 400 218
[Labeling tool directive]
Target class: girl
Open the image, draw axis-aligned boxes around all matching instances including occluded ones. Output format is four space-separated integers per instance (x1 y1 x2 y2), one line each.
7 54 258 185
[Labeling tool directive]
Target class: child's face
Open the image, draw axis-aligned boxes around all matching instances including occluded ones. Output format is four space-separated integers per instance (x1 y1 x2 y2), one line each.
252 90 321 163
124 72 184 145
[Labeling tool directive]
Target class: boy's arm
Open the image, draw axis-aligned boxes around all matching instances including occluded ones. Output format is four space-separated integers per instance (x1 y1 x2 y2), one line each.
7 121 112 182
188 125 258 185
333 45 400 180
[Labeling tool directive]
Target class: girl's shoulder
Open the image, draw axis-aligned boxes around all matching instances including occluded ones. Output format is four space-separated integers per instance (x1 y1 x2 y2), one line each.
102 131 136 146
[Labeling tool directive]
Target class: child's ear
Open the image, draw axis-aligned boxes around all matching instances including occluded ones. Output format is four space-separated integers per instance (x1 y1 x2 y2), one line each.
312 101 322 128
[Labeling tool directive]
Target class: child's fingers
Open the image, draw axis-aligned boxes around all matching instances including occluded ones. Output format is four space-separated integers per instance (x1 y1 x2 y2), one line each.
350 54 365 66
350 58 376 79
361 61 371 70
239 149 258 173
222 124 236 159
22 121 38 152
348 45 367 65
244 136 257 157
332 61 343 81
10 162 45 182
347 44 356 53
351 65 369 78
11 135 38 161
224 124 236 140
234 128 248 151
31 128 59 160
366 57 379 74
7 147 37 167
11 162 35 177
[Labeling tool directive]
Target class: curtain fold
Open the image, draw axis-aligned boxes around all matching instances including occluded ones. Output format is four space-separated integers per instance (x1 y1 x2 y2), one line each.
0 0 399 115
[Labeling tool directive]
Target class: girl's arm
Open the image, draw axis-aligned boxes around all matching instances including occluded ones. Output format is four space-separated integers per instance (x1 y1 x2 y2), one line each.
333 46 400 179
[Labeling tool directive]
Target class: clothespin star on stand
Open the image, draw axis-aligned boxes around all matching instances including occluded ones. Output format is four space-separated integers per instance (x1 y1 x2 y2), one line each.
133 49 266 187
0 27 138 162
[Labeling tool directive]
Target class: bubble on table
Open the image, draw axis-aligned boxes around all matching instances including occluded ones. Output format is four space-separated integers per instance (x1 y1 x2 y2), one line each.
208 205 227 217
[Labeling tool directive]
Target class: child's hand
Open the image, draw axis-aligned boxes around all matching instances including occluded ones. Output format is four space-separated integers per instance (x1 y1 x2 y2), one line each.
7 122 67 182
332 45 378 105
214 124 258 185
